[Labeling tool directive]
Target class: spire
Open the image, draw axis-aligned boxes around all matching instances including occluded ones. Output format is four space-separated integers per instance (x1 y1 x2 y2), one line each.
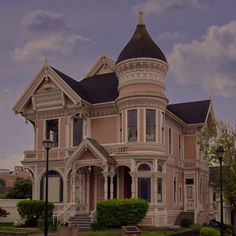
138 11 145 25
44 52 48 66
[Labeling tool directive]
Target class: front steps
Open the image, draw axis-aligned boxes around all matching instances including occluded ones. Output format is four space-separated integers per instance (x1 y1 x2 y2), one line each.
68 213 91 230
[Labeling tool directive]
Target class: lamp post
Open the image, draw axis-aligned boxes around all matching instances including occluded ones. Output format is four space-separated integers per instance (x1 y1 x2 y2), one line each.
216 146 225 236
42 138 53 236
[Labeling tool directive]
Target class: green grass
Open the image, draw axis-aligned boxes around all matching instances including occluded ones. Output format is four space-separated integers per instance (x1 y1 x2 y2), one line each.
0 223 200 235
0 223 41 234
79 226 199 236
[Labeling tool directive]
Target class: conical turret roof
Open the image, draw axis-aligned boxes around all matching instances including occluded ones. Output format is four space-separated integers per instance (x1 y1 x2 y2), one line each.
116 12 167 64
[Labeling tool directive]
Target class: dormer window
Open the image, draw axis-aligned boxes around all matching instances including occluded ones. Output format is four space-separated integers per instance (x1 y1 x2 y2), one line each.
146 109 156 142
46 119 58 147
73 118 83 146
127 109 137 142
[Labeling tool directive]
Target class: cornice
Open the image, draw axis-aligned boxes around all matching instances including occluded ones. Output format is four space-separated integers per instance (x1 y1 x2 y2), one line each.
116 95 168 111
115 58 169 76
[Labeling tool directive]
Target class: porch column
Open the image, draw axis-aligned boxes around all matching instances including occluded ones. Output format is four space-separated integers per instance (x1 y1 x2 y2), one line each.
109 172 115 199
71 171 77 203
102 172 109 200
153 173 158 203
129 172 136 198
77 172 84 204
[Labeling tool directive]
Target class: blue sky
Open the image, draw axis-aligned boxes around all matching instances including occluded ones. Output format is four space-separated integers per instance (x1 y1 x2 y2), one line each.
0 0 236 169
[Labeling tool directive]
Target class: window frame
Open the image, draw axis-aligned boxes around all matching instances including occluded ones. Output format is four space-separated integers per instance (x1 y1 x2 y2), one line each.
145 109 156 142
45 118 59 148
127 109 138 142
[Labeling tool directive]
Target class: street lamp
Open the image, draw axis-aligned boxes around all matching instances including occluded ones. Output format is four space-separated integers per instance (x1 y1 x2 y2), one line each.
216 146 225 236
42 138 53 236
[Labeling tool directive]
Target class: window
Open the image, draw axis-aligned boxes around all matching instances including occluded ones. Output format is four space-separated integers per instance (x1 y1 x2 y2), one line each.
168 128 172 154
179 134 181 158
73 118 83 146
173 177 177 203
40 170 63 203
119 113 122 142
158 164 163 172
46 119 58 147
160 112 165 144
187 186 193 199
186 178 194 199
138 178 151 202
185 178 194 185
127 109 137 142
138 163 151 171
157 178 162 202
146 109 156 142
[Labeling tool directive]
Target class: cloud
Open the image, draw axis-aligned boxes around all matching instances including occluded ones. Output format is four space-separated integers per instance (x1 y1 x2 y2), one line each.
169 21 236 98
12 33 94 62
134 0 206 14
22 9 67 32
157 31 187 42
12 10 95 62
2 153 24 170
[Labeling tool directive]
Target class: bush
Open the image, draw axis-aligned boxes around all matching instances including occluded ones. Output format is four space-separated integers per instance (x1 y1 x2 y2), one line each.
180 218 193 228
95 198 148 229
37 217 58 231
17 200 54 226
200 226 220 236
0 207 9 217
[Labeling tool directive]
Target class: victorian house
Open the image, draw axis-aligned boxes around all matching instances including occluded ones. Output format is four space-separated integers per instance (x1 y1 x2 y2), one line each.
13 13 215 226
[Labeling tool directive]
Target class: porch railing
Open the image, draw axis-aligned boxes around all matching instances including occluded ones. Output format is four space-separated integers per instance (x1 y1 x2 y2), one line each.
53 202 76 225
90 209 96 223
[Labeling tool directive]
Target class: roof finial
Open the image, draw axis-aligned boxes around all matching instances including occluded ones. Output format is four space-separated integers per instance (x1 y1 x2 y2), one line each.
44 52 48 66
138 10 145 25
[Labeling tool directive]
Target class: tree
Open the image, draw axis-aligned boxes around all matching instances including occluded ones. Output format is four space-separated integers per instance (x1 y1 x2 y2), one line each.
5 178 32 199
198 120 236 235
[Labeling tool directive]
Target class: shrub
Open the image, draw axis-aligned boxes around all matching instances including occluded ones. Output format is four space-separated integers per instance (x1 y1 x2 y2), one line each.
17 200 54 226
200 226 220 236
95 198 148 229
180 218 193 228
0 207 9 217
37 217 58 231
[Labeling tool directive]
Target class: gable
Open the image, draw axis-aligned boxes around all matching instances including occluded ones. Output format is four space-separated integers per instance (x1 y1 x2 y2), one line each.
13 65 81 114
85 55 115 77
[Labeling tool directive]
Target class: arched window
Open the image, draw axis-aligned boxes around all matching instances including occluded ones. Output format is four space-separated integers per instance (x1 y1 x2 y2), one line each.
138 163 151 171
40 170 63 203
158 164 163 172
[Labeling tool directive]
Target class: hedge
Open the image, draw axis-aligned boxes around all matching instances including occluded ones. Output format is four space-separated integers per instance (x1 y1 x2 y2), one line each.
200 226 220 236
17 200 54 226
94 198 148 229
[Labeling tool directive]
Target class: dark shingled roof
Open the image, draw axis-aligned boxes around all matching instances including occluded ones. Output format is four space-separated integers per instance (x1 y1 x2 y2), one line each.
167 100 211 124
116 24 167 64
79 73 119 104
51 66 119 104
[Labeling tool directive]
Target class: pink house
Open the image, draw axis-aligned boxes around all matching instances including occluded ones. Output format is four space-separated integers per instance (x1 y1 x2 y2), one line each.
13 13 215 227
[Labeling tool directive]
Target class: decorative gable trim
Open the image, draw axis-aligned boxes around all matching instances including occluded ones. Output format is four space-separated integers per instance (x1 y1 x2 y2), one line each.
85 54 115 78
13 65 81 114
66 138 115 169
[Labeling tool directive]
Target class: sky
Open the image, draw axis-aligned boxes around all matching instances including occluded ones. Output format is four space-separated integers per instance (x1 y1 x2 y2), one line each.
0 0 236 170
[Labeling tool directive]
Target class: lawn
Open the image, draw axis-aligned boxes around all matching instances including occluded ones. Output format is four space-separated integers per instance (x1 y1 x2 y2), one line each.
0 223 41 234
0 223 199 236
79 226 199 236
